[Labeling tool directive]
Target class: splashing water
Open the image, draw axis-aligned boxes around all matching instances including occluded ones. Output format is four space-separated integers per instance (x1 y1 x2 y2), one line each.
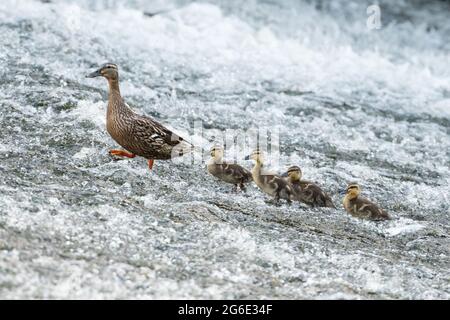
0 0 449 299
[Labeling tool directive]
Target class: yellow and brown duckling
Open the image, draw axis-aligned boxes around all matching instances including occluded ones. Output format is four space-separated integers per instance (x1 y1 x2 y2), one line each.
343 183 390 221
86 63 192 170
283 166 335 208
207 146 253 191
245 150 294 203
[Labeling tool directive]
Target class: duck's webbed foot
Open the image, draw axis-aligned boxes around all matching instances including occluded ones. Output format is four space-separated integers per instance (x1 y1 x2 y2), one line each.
148 159 155 170
109 149 136 159
273 194 282 205
239 183 247 192
265 199 277 205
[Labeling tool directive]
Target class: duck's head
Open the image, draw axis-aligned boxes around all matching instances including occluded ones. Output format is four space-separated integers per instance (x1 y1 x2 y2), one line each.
86 63 119 81
210 145 224 161
345 183 361 198
284 165 302 181
244 149 263 164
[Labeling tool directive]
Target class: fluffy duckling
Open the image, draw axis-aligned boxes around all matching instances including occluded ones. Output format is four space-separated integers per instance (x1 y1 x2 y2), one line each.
86 63 193 170
207 146 252 191
283 166 335 208
245 150 293 203
343 183 390 220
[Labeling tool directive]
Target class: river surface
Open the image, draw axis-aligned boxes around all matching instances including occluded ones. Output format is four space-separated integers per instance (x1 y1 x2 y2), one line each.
0 0 449 299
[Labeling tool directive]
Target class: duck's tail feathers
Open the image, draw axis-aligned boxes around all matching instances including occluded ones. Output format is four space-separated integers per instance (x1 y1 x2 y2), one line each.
191 144 207 156
172 140 206 158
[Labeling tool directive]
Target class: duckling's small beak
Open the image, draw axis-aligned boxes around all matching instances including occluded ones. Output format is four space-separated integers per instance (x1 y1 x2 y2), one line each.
244 155 250 160
86 69 102 78
281 172 289 177
338 188 347 196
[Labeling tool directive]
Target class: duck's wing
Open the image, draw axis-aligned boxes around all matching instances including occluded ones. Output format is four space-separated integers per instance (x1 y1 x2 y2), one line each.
293 182 314 205
135 116 190 146
131 115 193 157
223 162 253 182
297 181 333 207
355 197 390 220
261 174 293 200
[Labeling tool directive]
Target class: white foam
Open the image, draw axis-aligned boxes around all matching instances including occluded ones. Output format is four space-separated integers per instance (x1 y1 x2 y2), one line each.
385 218 426 236
1 0 449 300
73 147 96 160
69 100 106 128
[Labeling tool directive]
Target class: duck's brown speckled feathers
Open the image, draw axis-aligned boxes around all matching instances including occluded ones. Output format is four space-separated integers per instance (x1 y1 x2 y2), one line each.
208 162 253 189
291 180 335 208
110 108 192 160
285 166 335 208
343 183 390 221
88 63 192 162
247 150 293 202
207 146 252 191
256 173 293 202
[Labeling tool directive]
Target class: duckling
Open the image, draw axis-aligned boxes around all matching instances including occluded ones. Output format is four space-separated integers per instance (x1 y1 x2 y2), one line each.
86 63 192 170
207 146 252 191
343 183 390 220
283 166 335 208
244 150 293 203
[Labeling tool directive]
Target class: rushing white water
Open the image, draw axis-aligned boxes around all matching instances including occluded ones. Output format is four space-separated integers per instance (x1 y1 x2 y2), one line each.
0 0 449 299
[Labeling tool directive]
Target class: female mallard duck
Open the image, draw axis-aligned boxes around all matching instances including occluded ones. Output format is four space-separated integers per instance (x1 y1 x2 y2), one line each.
343 183 390 220
207 146 253 191
86 63 192 170
283 165 335 208
245 150 293 203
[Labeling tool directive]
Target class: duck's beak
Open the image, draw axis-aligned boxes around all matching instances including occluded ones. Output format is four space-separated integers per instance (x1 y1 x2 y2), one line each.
244 155 250 160
338 188 347 196
86 69 102 78
281 172 289 177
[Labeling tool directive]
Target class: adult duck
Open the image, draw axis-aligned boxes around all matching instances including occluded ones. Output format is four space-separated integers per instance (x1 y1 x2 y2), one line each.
86 63 193 170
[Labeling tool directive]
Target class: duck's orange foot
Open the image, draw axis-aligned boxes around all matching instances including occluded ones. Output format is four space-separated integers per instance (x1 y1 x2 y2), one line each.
148 159 154 170
109 149 136 159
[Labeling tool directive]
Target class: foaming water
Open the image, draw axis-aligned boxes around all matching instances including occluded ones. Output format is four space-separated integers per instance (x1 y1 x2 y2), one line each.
0 0 449 299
